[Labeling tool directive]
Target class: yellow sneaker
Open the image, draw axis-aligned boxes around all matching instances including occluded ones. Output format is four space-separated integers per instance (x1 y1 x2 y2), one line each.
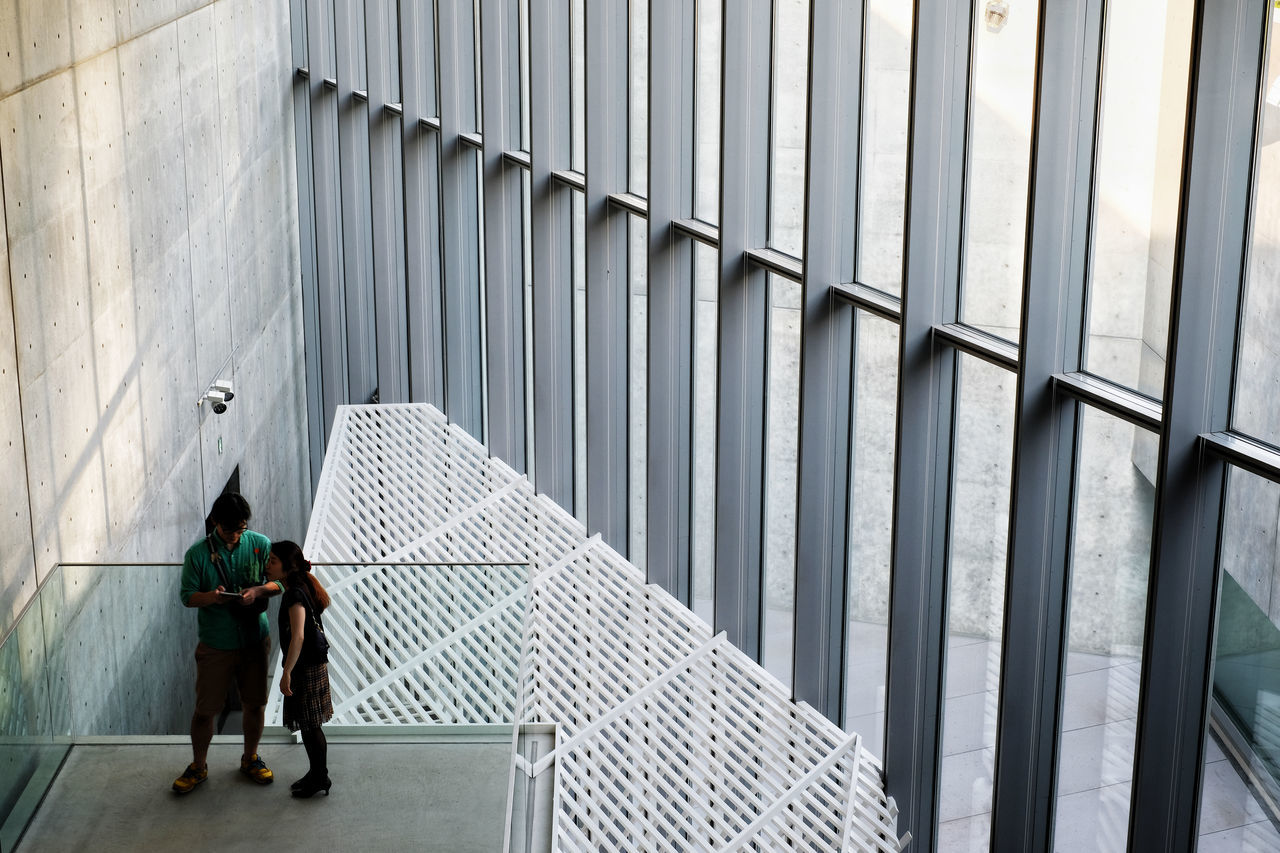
172 763 208 794
239 753 274 785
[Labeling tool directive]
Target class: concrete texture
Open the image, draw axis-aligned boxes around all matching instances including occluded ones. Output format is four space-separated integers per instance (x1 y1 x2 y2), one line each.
0 0 309 765
15 740 512 853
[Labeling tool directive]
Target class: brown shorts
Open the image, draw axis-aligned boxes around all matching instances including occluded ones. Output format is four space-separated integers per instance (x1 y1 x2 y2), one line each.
193 638 271 716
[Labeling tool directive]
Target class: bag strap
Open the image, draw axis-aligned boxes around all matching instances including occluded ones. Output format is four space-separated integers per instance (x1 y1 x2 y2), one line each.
207 534 236 591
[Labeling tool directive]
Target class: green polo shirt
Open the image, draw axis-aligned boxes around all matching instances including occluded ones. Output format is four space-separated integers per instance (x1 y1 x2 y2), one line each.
180 529 272 649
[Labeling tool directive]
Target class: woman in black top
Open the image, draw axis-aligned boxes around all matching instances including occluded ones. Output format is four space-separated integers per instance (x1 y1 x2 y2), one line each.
265 540 333 797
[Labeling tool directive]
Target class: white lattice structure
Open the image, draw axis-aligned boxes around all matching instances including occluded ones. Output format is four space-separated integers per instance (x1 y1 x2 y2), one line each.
292 403 907 851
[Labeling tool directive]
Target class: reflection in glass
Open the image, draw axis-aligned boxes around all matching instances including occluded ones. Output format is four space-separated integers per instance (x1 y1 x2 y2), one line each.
573 189 587 522
1083 0 1192 397
629 0 649 195
1208 466 1280 848
769 0 809 259
937 355 1014 850
857 0 913 295
1052 408 1154 853
693 0 721 224
1232 13 1280 446
844 312 899 759
960 0 1038 341
762 275 801 687
570 0 584 171
692 243 718 625
629 217 648 570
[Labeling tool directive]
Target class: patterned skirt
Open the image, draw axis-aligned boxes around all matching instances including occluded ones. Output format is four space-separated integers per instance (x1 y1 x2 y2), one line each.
283 663 333 732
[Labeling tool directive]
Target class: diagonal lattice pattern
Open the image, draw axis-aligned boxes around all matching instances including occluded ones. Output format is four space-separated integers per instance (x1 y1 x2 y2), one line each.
293 403 906 851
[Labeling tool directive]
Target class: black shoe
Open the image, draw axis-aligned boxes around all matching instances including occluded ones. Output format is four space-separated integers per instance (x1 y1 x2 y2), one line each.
292 775 331 798
290 773 312 791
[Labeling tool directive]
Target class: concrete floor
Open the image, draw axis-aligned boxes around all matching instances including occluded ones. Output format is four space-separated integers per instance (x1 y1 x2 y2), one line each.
15 740 512 853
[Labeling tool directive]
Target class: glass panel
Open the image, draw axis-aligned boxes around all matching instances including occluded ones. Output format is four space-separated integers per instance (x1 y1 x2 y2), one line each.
523 169 535 473
844 311 899 760
0 608 66 852
629 0 649 195
570 0 585 171
473 0 483 133
937 354 1014 849
857 0 913 295
768 0 809 258
573 190 587 522
959 0 1038 341
1083 0 1193 397
692 243 719 626
693 0 721 223
762 274 802 686
520 0 531 149
629 216 649 570
1205 466 1280 849
1051 408 1155 852
1232 11 1280 446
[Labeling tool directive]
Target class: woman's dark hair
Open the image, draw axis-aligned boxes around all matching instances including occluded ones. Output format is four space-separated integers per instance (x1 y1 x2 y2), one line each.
271 540 330 611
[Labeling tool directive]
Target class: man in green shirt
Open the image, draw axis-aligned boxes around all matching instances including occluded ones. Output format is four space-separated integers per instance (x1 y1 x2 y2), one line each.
172 492 284 794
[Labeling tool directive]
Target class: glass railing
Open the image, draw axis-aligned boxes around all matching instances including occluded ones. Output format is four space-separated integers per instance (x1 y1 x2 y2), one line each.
0 560 530 850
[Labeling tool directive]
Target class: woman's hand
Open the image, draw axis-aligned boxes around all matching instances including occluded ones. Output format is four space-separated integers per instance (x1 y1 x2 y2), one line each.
280 671 293 696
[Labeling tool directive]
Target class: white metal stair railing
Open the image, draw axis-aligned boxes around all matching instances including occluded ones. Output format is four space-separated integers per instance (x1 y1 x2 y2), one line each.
297 403 908 851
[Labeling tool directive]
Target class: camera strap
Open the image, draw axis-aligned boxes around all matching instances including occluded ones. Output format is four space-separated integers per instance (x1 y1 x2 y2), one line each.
207 534 236 591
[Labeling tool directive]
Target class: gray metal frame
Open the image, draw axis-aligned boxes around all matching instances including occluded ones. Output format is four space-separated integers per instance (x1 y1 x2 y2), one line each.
884 1 971 848
583 0 631 553
713 0 772 659
1129 2 1268 847
644 0 696 601
791 0 862 719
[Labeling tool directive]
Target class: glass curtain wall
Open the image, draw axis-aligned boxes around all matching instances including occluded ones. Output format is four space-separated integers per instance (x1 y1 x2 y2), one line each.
289 0 1280 850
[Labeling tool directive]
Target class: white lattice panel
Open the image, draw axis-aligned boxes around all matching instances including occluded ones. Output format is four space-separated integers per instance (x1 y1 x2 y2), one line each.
295 403 906 851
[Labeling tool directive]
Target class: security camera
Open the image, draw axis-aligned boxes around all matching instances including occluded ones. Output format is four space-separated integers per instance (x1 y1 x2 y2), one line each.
212 379 234 402
206 390 228 414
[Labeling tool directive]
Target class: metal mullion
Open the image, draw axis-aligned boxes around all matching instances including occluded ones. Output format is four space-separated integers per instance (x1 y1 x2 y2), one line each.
551 168 586 190
528 0 575 511
504 149 532 169
884 0 971 848
645 0 696 601
792 0 862 724
830 282 901 324
1052 370 1162 434
989 0 1102 848
333 0 377 404
401 0 445 407
305 0 349 442
291 0 325 487
714 0 771 659
932 322 1019 373
480 0 529 473
607 191 647 218
584 0 630 553
1129 3 1267 847
1202 432 1280 486
671 217 716 246
438 0 485 437
744 247 802 282
365 0 408 404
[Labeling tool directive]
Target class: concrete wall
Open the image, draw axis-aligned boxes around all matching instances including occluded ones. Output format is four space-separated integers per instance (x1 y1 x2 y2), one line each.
0 0 308 736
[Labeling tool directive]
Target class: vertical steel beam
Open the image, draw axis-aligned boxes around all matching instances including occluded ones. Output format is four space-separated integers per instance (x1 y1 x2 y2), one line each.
792 0 861 722
990 1 1101 848
401 0 445 408
365 0 408 404
438 0 486 438
1128 2 1266 848
884 0 971 847
333 0 378 404
290 0 326 490
584 0 630 552
528 0 575 510
480 0 528 473
713 0 771 659
306 0 349 442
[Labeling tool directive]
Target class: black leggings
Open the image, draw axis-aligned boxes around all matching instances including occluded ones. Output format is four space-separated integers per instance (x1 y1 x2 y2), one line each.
301 726 327 778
